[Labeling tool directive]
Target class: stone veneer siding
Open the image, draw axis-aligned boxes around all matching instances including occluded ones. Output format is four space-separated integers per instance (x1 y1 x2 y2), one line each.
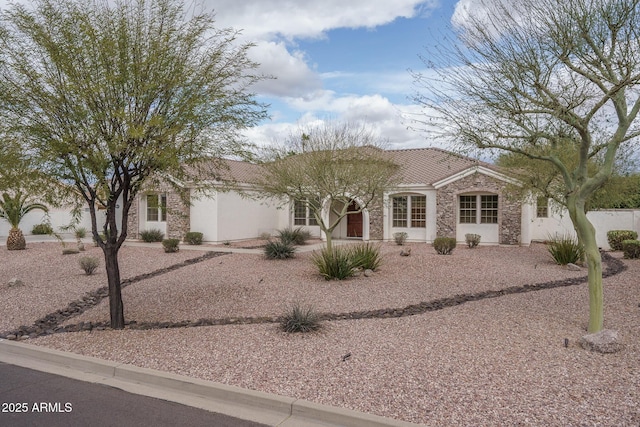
436 173 522 245
367 197 384 240
127 181 191 241
126 197 139 239
165 190 190 239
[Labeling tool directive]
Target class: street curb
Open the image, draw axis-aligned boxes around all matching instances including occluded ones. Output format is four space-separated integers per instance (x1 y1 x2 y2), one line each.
0 340 424 427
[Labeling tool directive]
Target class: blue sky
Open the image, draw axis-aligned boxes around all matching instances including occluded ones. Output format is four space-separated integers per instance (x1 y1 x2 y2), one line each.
0 0 480 149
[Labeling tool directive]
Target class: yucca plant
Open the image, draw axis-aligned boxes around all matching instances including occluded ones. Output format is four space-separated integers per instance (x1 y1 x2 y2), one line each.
547 233 585 265
312 246 356 280
349 242 382 271
0 192 48 250
280 303 322 333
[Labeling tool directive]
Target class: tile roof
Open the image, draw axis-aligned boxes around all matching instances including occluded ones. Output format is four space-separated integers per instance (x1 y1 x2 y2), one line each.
215 147 498 186
384 147 497 186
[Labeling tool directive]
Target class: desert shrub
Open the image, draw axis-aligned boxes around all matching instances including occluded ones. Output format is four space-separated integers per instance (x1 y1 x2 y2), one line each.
280 303 322 333
277 227 311 245
162 238 180 253
184 231 203 245
622 240 640 259
349 242 382 271
547 233 584 265
607 230 638 251
79 256 99 275
433 237 456 255
32 223 53 235
259 232 271 240
74 227 87 239
312 246 356 280
465 233 481 248
393 232 408 245
264 240 296 259
140 228 164 242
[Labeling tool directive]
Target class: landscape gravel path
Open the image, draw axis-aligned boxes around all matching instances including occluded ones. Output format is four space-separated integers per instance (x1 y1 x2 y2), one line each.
1 241 638 426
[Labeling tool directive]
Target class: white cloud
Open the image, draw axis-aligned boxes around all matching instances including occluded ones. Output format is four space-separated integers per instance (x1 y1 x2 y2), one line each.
248 41 322 98
208 0 437 40
245 93 439 150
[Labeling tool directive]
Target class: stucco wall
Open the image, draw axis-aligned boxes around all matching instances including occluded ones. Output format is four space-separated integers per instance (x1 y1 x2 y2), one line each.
383 189 437 242
529 205 640 250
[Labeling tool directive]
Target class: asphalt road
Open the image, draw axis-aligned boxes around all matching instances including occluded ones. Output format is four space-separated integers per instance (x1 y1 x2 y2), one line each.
0 362 269 427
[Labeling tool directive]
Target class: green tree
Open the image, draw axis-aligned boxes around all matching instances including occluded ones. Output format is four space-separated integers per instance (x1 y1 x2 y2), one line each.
496 148 640 211
0 192 48 250
0 0 267 329
414 0 640 333
258 121 401 252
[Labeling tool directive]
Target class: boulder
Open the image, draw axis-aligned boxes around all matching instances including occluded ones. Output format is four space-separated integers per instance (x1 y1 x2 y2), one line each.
400 248 411 257
580 329 623 353
566 263 582 271
364 269 374 277
8 278 24 287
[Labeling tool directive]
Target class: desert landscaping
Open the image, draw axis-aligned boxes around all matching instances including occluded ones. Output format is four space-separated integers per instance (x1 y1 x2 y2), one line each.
1 241 639 426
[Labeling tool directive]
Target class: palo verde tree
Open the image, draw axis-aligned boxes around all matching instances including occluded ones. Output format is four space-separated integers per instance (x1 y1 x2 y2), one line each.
0 0 267 329
258 121 401 252
413 0 640 333
497 147 640 211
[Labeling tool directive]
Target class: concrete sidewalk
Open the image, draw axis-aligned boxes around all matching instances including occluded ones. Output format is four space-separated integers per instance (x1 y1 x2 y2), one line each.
0 340 423 427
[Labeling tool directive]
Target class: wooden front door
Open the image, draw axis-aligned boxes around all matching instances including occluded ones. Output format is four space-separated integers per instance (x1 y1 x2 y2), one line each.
346 201 363 237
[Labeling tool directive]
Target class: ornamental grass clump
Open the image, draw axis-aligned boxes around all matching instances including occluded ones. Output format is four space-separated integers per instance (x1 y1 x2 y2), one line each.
607 230 638 251
280 303 322 333
622 240 640 259
264 240 296 259
547 233 584 265
433 237 456 255
79 256 99 275
312 246 356 280
140 228 164 242
277 227 311 245
349 242 382 271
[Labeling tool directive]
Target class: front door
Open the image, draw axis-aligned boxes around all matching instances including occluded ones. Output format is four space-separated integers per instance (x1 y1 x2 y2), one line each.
346 202 363 237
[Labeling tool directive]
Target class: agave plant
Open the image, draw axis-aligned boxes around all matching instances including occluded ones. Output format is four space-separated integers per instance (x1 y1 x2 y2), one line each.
0 192 48 250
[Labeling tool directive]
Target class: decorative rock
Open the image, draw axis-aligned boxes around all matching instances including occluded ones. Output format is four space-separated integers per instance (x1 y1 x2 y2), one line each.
400 248 411 256
8 278 24 287
6 334 17 340
580 329 623 354
566 263 582 271
364 269 374 277
17 335 29 341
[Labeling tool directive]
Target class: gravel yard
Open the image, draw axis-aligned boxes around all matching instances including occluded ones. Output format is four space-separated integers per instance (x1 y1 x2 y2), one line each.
1 241 639 426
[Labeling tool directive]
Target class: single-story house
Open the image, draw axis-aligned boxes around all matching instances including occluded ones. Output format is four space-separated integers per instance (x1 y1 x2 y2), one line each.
123 147 549 246
5 147 638 249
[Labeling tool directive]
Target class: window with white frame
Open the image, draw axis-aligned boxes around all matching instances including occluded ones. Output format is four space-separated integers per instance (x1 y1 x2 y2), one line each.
392 195 426 228
293 199 318 226
459 194 498 224
146 194 166 222
536 196 549 218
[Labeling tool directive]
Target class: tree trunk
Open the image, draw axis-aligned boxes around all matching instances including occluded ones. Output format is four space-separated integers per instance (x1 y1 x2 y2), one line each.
567 196 603 333
103 245 125 329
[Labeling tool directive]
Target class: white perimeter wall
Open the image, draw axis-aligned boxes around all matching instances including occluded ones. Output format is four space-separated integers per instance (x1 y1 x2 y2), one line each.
190 189 284 243
528 206 640 250
0 205 98 237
